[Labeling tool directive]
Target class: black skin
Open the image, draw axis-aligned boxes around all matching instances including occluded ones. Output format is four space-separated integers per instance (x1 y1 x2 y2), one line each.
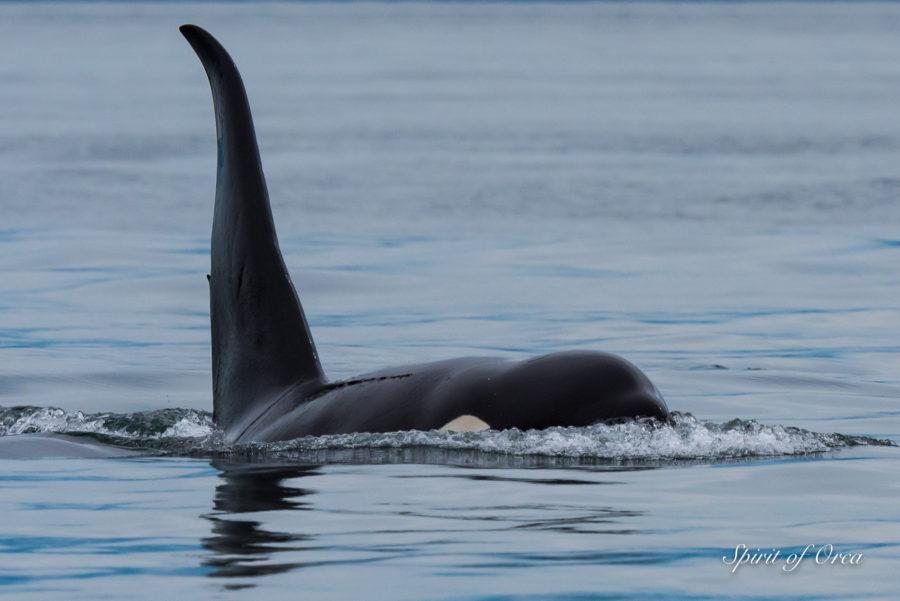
180 25 669 444
241 352 667 441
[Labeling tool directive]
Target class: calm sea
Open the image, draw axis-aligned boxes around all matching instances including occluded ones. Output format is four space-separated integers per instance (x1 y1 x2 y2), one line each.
1 2 898 599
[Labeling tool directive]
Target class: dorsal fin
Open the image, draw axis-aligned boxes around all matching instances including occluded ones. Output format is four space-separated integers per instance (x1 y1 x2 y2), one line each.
180 25 325 437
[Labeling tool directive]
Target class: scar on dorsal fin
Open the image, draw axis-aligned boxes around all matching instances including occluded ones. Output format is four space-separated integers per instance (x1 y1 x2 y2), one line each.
181 25 325 437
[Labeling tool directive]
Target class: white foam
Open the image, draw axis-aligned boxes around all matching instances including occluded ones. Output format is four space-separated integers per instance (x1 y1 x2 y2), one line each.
257 413 891 460
0 406 214 440
0 407 891 460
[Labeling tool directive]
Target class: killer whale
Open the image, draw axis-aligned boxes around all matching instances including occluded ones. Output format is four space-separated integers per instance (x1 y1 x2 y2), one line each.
180 24 668 443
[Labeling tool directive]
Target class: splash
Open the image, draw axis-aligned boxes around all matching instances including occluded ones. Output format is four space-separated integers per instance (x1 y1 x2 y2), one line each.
0 405 214 439
0 406 893 463
251 412 894 461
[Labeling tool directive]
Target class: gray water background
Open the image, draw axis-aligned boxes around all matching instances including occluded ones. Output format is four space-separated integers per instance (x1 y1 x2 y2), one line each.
1 2 899 599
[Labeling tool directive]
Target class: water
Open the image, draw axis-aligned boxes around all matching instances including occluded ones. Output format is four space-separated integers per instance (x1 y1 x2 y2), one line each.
1 1 899 599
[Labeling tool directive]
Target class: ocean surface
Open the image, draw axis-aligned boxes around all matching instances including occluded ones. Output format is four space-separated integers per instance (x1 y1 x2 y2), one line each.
1 2 899 599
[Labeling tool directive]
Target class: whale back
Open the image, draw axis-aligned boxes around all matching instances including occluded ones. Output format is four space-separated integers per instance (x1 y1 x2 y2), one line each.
181 25 325 435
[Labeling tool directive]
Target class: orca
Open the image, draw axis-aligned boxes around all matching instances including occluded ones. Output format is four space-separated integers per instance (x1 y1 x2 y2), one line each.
180 24 668 444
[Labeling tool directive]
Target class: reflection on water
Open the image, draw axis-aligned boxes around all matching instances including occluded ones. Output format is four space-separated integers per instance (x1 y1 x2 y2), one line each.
202 461 319 587
198 459 670 591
